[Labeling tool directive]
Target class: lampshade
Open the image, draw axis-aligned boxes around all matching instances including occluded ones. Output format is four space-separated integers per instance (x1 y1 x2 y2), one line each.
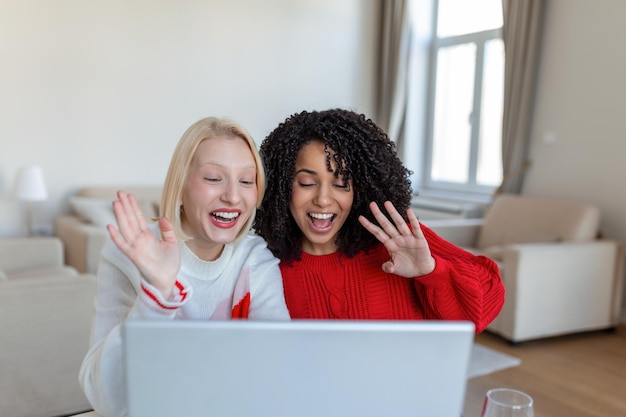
14 165 48 201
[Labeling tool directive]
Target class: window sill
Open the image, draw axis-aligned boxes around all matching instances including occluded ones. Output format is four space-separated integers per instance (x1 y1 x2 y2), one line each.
410 189 493 220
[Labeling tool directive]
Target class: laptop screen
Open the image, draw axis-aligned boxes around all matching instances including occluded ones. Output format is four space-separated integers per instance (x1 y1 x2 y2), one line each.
124 320 474 417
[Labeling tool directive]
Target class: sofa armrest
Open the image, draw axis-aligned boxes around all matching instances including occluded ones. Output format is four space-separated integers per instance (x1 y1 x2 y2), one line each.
55 215 109 274
421 218 484 248
491 240 624 341
0 237 64 272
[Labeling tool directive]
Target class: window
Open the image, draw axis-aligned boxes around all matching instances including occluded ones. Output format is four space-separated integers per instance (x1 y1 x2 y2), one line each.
421 0 504 195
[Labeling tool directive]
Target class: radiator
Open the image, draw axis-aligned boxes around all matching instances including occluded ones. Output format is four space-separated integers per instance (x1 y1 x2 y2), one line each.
410 196 485 221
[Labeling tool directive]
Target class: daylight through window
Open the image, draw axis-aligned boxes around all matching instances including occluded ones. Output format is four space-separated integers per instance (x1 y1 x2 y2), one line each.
422 0 504 194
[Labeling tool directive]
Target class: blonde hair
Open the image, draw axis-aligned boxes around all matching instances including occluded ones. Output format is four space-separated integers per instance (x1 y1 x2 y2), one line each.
160 117 265 241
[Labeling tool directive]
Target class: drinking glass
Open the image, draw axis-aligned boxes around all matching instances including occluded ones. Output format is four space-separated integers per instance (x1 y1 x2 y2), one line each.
480 388 534 417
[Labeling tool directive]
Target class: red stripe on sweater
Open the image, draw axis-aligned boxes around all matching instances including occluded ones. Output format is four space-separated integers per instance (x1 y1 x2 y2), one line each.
141 280 187 310
231 292 251 319
174 280 189 303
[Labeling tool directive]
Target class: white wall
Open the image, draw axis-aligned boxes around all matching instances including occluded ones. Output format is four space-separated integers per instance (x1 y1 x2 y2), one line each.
4 0 625 319
523 0 626 318
0 0 377 236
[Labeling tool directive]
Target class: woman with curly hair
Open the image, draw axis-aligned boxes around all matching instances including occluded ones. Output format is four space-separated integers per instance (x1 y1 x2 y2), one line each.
254 108 504 332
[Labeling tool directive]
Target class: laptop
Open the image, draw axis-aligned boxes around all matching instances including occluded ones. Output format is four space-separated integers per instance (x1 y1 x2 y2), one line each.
124 320 475 417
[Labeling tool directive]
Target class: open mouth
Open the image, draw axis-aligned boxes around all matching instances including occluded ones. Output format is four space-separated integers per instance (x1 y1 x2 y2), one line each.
211 211 240 223
308 212 335 229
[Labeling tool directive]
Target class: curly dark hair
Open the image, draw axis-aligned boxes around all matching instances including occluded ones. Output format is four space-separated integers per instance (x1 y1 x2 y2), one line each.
254 108 413 263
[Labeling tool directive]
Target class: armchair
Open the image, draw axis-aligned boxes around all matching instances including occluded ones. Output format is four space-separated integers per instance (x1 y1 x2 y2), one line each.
0 237 96 417
424 194 624 343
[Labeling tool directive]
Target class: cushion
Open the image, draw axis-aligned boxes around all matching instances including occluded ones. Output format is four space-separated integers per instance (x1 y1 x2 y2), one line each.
477 194 600 249
76 186 161 218
70 196 158 227
70 197 117 227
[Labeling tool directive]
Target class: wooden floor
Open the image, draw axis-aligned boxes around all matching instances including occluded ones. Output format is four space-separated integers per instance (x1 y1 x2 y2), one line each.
463 326 626 417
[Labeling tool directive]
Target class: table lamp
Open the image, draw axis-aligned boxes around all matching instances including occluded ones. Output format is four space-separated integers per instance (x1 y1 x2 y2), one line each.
14 165 48 236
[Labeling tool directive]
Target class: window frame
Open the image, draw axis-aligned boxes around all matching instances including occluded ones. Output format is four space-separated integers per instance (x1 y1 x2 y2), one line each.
422 10 503 195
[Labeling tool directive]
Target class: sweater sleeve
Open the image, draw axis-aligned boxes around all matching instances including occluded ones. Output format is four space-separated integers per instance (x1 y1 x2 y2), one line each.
78 239 191 417
410 224 505 333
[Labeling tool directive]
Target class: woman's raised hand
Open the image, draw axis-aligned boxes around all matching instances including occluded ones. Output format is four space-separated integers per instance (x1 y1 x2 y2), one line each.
107 191 180 299
358 201 436 278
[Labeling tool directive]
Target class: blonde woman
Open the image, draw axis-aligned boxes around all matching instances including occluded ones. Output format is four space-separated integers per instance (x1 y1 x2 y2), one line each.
80 117 289 417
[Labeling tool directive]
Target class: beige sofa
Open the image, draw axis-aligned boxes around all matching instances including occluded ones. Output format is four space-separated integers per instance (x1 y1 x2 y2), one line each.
424 194 625 343
0 237 97 417
55 186 162 274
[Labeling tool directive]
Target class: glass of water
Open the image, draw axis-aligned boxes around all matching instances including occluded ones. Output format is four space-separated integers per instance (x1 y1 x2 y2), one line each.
480 388 534 417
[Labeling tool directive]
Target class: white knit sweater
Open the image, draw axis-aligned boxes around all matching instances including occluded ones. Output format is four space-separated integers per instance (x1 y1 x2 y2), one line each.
79 227 290 417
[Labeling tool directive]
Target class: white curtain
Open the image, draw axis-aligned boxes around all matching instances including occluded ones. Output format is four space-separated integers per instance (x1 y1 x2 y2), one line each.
374 0 412 158
497 0 546 195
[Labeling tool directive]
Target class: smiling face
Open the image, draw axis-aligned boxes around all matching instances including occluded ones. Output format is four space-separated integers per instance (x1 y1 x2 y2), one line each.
289 140 354 255
181 135 258 260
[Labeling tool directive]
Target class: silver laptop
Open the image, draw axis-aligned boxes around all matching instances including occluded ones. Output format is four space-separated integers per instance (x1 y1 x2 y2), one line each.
124 320 474 417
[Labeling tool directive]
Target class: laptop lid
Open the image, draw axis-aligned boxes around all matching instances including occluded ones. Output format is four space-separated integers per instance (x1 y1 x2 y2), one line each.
124 320 474 417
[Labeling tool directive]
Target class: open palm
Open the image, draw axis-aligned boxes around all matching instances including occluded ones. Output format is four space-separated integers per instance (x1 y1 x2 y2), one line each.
107 191 180 299
358 201 436 277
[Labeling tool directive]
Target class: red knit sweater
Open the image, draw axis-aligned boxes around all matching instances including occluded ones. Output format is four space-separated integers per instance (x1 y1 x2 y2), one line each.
280 224 504 333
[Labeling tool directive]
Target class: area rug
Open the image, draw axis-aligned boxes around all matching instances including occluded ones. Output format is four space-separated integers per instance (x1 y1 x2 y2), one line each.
467 343 521 379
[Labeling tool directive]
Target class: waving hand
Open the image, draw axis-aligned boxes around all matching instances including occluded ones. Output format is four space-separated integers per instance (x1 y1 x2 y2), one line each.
107 191 180 299
358 201 436 278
